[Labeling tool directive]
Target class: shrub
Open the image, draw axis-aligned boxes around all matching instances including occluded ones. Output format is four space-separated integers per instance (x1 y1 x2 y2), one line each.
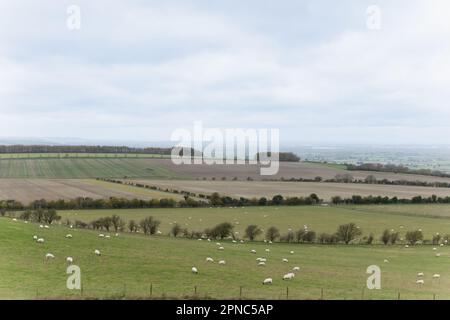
405 230 424 245
245 225 262 241
265 226 280 242
336 223 362 244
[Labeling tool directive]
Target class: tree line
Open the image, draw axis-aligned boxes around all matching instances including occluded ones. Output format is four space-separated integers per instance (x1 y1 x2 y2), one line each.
347 163 450 179
0 145 174 155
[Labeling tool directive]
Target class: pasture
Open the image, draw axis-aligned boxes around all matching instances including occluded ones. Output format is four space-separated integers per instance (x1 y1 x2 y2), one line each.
2 216 450 300
57 205 450 240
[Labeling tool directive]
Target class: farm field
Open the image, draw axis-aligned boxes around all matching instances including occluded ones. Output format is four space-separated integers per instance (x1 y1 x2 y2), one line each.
58 205 450 239
0 153 171 159
0 179 183 204
127 179 450 201
0 158 186 179
1 157 450 184
2 216 450 300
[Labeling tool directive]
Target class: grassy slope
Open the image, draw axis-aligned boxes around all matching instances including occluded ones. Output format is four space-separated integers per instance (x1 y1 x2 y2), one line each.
58 205 450 239
0 158 187 179
2 216 450 300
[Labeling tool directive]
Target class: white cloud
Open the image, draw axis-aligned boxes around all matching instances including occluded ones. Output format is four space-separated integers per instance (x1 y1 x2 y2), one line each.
0 0 449 143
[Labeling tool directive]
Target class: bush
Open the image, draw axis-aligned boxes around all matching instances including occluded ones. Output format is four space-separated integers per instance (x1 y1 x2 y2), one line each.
171 223 182 237
381 229 391 245
245 225 262 241
405 230 424 245
139 217 161 235
336 223 362 244
265 226 280 242
210 222 234 239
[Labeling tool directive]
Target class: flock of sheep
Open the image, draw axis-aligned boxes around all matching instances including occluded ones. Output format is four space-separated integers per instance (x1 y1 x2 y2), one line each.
9 216 449 292
32 223 105 264
190 241 301 285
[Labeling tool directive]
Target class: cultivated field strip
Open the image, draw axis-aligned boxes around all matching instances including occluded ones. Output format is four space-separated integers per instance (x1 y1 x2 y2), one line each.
0 179 182 204
128 179 450 201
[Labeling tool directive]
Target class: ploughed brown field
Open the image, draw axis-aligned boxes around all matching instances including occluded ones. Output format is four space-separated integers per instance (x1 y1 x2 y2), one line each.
0 179 183 204
158 159 450 183
127 179 450 201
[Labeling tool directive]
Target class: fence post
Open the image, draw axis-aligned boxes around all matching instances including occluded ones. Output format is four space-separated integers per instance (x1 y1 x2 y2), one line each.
320 288 324 300
286 286 289 300
194 286 197 295
150 283 153 297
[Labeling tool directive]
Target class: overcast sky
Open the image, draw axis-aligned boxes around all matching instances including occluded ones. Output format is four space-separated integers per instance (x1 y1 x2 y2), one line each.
1 0 450 145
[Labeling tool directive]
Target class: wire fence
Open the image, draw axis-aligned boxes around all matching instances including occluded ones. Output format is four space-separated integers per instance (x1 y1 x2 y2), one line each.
33 284 446 300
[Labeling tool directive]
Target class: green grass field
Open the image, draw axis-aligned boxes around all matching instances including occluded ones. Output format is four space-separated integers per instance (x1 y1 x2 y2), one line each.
0 158 187 179
2 213 450 300
57 205 450 239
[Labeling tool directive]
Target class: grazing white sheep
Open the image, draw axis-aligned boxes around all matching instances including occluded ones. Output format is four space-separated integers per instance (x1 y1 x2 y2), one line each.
45 253 55 259
262 278 272 285
37 238 45 243
232 240 237 243
240 240 244 243
260 258 267 262
433 274 441 279
192 267 198 274
65 234 73 239
263 239 267 243
436 253 441 257
33 235 38 240
384 259 389 263
405 245 409 248
12 218 17 222
206 257 214 262
105 235 111 239
218 246 224 250
282 258 289 263
207 239 211 242
416 279 425 285
417 272 424 277
290 251 294 254
99 234 105 237
251 249 256 254
218 260 226 265
292 266 300 272
216 243 221 246
66 257 74 264
39 225 44 228
265 249 270 253
44 225 50 229
268 241 272 244
283 273 295 280
115 233 119 237
258 262 266 267
156 231 162 235
433 247 437 251
94 249 101 256
198 239 203 241
440 243 444 247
